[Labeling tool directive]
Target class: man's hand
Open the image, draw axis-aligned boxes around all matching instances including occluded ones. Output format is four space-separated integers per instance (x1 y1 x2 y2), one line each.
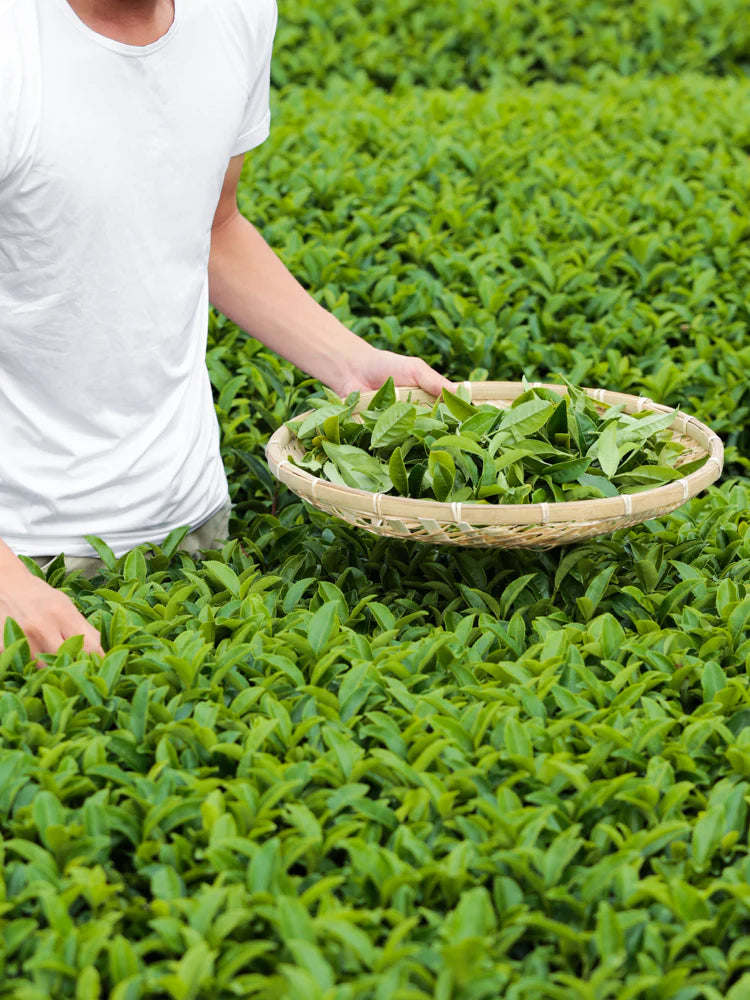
332 348 456 400
0 548 104 661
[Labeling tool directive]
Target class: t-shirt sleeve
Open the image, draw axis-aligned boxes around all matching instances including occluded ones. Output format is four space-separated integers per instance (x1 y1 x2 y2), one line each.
231 0 278 156
0 6 36 185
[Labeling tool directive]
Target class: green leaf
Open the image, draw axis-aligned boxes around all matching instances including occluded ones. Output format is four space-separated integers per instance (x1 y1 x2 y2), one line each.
321 441 392 491
441 387 478 420
544 456 592 483
617 409 676 445
596 420 620 477
595 901 624 959
159 524 192 558
83 535 117 570
692 805 725 872
308 602 339 655
577 565 616 622
500 398 555 438
122 548 147 583
370 401 417 448
203 561 241 596
578 472 618 497
388 447 409 495
32 791 65 844
460 409 502 438
368 376 396 409
430 434 486 457
442 886 496 941
428 450 456 502
322 413 340 444
296 402 349 440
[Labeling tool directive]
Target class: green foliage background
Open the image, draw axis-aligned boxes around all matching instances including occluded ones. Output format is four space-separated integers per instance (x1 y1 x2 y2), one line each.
2 2 750 998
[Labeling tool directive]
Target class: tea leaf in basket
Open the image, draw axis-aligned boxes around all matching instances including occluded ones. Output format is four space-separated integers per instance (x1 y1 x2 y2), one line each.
388 447 409 495
545 456 593 484
460 409 503 438
284 379 695 506
428 450 456 502
370 401 418 448
430 434 486 458
596 421 620 477
322 442 392 491
501 398 556 438
441 387 479 421
367 375 397 410
295 402 348 440
578 471 619 498
546 397 569 438
617 409 677 444
616 464 685 484
322 413 341 444
493 448 534 473
412 414 450 440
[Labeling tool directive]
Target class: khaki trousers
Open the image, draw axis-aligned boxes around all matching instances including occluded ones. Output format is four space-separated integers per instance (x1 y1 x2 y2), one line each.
29 501 232 579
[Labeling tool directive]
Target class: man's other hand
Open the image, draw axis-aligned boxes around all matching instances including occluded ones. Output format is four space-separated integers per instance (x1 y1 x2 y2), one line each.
0 559 104 661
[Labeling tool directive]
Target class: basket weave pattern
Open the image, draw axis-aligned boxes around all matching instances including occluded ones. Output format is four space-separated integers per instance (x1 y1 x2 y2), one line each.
266 382 724 548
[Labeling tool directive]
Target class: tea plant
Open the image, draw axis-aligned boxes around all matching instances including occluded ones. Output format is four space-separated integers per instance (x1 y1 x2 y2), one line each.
273 0 750 91
1 2 750 997
246 73 750 467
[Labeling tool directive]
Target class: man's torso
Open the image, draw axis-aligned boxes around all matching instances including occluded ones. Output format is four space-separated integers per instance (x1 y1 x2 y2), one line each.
0 0 274 556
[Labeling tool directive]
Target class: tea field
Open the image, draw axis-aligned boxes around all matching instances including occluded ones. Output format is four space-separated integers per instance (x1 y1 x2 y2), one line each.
2 2 750 998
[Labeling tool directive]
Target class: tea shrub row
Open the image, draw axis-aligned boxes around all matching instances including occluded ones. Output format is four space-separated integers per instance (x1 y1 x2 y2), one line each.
272 0 750 91
244 74 750 466
2 480 749 998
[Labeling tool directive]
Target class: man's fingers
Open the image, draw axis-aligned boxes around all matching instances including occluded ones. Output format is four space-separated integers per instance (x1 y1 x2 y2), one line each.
33 634 66 670
82 627 105 657
60 621 105 657
1 564 105 665
413 359 456 398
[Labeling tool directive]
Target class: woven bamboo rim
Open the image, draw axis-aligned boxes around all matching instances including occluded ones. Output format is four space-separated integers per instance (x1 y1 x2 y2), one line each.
265 382 724 548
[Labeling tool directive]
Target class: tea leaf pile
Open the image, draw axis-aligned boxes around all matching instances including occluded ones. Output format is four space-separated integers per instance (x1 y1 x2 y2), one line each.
1 2 750 998
288 377 692 504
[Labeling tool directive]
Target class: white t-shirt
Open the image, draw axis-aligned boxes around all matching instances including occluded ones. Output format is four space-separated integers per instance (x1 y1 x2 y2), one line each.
0 0 276 556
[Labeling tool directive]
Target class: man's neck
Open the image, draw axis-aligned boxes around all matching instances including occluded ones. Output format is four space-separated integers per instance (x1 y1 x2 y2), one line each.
63 0 175 46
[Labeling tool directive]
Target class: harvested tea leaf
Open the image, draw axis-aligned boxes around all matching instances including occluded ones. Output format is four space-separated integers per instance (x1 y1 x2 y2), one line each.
286 378 691 505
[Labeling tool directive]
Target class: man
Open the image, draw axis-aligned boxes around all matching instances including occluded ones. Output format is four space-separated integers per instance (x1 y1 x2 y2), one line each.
0 0 450 659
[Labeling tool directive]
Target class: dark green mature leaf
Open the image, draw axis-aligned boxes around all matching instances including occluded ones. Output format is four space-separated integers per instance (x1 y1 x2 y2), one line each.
388 447 409 496
428 450 456 502
441 387 478 421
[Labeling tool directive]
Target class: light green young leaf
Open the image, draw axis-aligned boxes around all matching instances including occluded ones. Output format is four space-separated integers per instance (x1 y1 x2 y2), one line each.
370 401 417 448
596 420 620 477
367 376 397 410
430 434 486 457
500 398 555 438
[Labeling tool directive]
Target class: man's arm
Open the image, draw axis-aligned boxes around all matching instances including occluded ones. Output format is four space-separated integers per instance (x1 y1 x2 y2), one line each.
208 154 451 398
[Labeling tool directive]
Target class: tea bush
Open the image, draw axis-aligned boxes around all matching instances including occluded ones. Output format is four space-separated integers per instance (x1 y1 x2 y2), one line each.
272 0 750 91
243 74 750 464
1 3 750 998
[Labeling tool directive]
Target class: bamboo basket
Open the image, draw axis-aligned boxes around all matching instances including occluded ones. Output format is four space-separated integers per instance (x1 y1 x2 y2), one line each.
265 382 724 548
